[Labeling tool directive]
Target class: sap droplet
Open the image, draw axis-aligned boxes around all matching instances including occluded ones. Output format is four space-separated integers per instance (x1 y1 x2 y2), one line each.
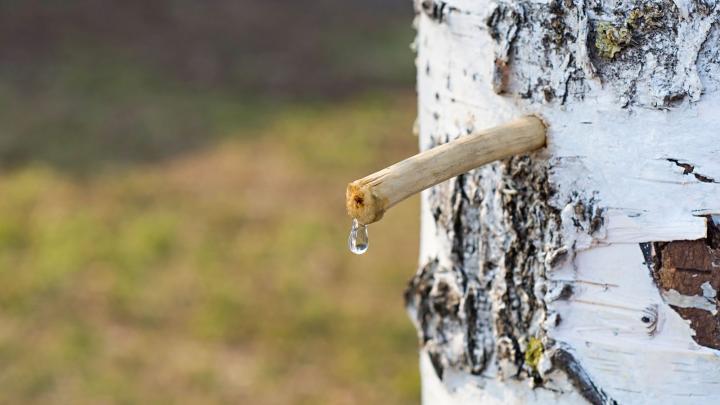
348 218 369 255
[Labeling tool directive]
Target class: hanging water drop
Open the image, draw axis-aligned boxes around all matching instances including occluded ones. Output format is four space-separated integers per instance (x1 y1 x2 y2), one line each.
348 218 369 255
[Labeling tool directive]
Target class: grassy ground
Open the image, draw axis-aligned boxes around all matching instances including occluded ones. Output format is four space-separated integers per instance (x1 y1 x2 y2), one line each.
0 91 422 404
0 2 420 401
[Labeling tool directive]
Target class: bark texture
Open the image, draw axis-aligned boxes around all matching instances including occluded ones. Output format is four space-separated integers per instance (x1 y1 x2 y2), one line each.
406 157 563 380
408 0 720 403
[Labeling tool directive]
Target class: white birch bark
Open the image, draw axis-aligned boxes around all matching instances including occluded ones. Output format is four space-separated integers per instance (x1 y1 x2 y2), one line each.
405 1 720 403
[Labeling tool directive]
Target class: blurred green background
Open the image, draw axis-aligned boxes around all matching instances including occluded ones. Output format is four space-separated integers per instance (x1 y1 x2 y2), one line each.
0 1 421 404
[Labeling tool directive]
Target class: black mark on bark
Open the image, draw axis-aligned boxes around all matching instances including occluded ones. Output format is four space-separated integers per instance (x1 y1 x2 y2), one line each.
552 348 618 405
420 0 449 23
667 158 718 183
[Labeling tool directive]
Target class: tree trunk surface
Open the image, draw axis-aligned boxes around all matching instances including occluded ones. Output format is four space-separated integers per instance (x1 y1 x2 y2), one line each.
406 1 720 403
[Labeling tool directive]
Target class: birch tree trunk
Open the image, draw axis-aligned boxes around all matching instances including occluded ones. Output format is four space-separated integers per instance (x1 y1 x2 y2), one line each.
405 1 720 403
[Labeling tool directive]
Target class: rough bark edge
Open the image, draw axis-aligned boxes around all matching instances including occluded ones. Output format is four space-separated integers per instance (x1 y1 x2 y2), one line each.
644 217 720 350
405 156 566 383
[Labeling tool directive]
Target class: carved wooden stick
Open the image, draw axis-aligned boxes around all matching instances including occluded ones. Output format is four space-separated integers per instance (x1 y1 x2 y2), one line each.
346 115 547 224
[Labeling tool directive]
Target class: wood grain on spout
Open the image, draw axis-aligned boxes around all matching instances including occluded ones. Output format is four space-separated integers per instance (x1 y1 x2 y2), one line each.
346 115 547 224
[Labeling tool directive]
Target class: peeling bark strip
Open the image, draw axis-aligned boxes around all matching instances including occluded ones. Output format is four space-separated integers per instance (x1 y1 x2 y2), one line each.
650 218 720 349
405 156 562 380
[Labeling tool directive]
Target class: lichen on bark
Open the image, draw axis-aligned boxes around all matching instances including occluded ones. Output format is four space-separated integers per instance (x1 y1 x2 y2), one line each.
482 0 719 107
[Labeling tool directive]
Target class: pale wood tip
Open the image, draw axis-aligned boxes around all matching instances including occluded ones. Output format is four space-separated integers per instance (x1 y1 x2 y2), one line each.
346 182 384 225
